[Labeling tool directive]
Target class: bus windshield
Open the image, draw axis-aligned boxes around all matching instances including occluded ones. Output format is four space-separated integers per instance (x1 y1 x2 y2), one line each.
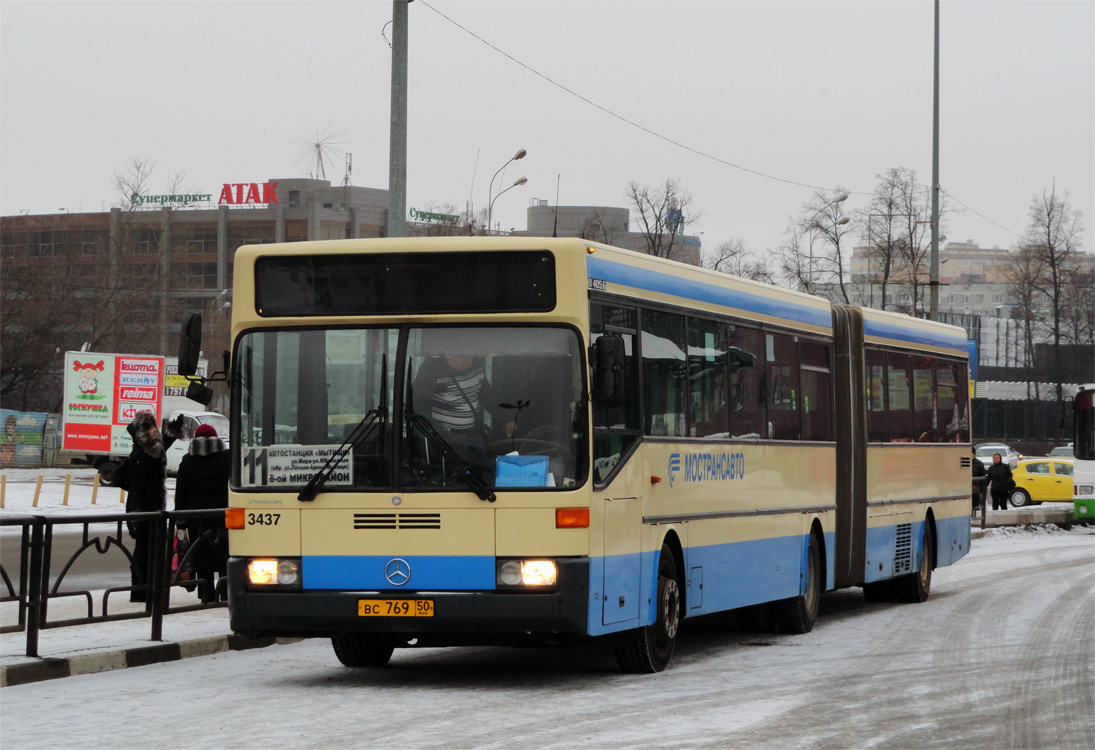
234 326 587 492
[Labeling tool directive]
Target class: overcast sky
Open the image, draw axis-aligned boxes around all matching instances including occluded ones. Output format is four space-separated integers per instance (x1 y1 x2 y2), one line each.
2 0 1092 258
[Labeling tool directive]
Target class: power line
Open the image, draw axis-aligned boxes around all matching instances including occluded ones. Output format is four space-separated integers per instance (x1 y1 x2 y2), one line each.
419 1 1034 240
418 0 863 196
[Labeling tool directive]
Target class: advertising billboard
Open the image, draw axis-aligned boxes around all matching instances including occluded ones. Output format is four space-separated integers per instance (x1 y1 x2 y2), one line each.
62 352 165 454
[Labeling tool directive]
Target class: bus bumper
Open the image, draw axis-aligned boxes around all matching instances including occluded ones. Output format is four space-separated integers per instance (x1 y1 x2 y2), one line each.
226 557 590 640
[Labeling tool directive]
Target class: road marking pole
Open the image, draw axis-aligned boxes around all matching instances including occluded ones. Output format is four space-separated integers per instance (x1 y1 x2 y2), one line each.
62 474 72 505
32 475 44 507
91 471 100 504
1 475 5 508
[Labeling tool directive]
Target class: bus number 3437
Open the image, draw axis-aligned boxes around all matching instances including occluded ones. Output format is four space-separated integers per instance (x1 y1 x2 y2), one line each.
248 512 281 526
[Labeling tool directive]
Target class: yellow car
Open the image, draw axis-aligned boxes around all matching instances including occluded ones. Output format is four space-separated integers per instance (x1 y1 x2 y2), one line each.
1009 459 1074 507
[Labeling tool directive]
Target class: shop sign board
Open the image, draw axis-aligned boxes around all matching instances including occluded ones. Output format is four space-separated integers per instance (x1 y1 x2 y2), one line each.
62 352 165 454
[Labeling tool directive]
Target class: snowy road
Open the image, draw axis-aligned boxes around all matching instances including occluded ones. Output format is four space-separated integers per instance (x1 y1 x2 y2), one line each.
2 529 1093 750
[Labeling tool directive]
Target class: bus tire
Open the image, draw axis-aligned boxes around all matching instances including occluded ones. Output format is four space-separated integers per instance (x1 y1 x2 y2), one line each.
615 543 680 673
331 633 395 668
896 525 934 604
774 532 821 634
862 580 896 603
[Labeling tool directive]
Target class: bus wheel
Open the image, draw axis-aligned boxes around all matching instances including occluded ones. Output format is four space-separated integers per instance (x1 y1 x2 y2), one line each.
862 580 896 603
775 532 821 634
896 526 934 604
615 543 680 673
331 633 395 667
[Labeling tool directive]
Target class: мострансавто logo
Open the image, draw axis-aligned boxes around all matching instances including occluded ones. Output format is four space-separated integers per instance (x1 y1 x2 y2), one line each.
668 451 746 488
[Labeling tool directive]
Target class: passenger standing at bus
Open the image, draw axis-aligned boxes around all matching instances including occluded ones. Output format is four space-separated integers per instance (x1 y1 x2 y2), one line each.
113 411 181 602
986 452 1013 511
174 423 230 603
971 446 987 513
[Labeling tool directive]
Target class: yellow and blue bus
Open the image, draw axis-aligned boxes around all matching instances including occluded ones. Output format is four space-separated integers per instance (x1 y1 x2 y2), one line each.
183 236 972 673
1072 384 1095 521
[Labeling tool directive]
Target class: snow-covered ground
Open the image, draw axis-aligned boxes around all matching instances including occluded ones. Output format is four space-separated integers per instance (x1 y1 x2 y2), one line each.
2 469 1093 749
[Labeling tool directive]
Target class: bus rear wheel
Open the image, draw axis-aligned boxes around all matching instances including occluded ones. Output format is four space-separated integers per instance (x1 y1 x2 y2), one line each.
775 532 821 634
332 633 395 667
615 543 680 673
896 526 934 603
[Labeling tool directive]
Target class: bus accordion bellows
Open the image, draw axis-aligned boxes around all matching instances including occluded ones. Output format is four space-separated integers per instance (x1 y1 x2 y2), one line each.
181 236 973 673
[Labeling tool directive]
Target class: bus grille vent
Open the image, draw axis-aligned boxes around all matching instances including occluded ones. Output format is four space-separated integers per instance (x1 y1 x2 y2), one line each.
960 456 972 468
894 523 913 574
353 513 441 530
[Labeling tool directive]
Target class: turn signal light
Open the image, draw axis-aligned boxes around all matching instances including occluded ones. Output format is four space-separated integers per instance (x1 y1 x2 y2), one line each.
556 507 590 528
226 508 246 529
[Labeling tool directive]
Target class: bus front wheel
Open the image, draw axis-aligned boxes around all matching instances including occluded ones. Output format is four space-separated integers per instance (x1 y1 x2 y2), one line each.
896 526 934 603
331 633 395 668
775 532 821 634
615 543 680 674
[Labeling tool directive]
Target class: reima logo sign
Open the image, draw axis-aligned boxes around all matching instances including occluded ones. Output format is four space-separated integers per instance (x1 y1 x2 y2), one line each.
218 181 280 205
120 387 157 400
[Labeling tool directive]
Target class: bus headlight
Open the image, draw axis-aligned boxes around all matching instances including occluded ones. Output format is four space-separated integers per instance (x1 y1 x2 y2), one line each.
496 559 557 587
247 558 301 587
1076 485 1094 496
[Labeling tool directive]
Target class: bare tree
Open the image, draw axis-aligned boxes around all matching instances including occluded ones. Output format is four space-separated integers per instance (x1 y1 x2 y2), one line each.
798 188 855 303
1059 264 1094 346
578 209 621 246
858 168 908 310
625 178 703 261
1022 187 1085 403
773 216 811 291
702 238 776 283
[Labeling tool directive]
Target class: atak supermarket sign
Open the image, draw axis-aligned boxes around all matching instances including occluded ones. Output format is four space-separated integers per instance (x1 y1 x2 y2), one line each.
218 181 280 205
62 352 165 454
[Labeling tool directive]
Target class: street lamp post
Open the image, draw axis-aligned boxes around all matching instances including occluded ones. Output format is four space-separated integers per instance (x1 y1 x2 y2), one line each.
486 149 526 233
806 193 850 294
487 176 528 235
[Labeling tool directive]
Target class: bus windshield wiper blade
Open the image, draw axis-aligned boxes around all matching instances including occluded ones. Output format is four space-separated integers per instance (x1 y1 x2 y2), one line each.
406 410 496 503
298 408 382 503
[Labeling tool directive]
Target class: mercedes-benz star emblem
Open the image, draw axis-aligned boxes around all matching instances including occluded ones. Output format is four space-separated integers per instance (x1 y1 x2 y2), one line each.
384 558 411 586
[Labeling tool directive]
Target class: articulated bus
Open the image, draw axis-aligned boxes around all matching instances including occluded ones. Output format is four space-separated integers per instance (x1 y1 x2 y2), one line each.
1072 385 1095 521
183 236 973 673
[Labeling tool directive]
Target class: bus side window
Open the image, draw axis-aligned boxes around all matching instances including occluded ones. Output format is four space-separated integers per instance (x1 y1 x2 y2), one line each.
687 317 730 438
728 325 765 439
887 352 915 442
866 348 888 442
591 303 639 485
913 357 936 442
800 339 832 442
766 332 800 440
642 309 688 436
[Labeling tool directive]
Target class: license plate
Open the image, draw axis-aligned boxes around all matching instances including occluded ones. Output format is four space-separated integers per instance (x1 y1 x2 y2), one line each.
358 599 434 617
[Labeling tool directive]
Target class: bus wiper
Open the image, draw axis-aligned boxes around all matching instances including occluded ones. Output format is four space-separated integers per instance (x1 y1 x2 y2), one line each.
299 356 388 503
406 410 496 503
297 409 383 503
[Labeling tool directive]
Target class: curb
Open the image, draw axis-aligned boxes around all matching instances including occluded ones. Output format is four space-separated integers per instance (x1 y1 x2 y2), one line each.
0 635 300 688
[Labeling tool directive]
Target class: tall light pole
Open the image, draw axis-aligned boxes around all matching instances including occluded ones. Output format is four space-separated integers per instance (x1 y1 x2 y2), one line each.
486 149 526 232
387 0 412 238
806 193 849 293
487 177 528 234
929 0 941 320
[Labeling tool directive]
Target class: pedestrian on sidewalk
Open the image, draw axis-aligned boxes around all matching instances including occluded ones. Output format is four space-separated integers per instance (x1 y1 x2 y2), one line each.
174 423 230 603
986 452 1014 512
113 411 182 602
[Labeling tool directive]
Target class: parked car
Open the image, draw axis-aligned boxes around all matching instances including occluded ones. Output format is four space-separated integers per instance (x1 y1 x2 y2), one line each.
974 443 1022 469
1009 458 1074 507
1049 445 1074 458
164 411 230 474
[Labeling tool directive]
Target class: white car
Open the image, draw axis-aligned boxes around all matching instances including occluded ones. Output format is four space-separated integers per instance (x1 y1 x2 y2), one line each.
974 443 1021 469
165 411 231 474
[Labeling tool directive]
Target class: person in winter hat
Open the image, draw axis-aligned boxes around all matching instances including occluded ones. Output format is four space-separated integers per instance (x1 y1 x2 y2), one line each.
113 411 182 602
174 422 230 603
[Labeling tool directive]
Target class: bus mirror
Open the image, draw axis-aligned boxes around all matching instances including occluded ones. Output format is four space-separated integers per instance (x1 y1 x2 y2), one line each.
185 380 214 407
178 312 203 376
594 335 626 402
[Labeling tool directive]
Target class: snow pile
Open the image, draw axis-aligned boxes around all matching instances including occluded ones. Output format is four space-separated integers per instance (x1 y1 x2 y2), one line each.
988 523 1092 540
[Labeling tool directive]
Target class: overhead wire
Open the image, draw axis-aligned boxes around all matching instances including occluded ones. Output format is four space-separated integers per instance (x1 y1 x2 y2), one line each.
418 1 1025 238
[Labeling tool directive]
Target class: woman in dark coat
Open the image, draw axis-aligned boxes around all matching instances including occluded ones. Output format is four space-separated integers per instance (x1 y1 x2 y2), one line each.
113 411 180 602
174 423 230 603
985 452 1014 511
